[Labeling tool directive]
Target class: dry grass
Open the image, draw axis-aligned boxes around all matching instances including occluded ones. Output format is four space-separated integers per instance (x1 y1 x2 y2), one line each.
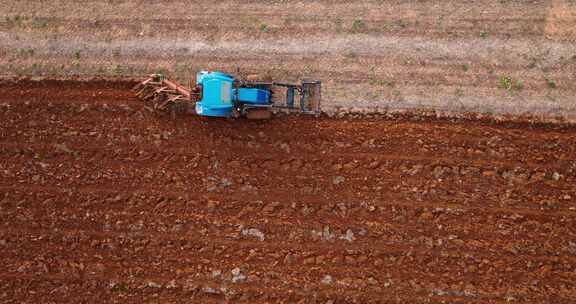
1 0 575 118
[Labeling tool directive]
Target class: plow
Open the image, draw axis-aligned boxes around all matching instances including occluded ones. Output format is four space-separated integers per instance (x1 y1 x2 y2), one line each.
133 71 321 119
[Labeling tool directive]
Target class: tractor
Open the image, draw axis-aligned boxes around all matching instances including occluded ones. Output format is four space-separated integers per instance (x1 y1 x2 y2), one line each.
133 71 321 119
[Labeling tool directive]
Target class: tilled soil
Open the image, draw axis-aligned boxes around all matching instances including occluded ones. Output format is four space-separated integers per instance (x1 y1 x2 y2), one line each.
1 80 576 303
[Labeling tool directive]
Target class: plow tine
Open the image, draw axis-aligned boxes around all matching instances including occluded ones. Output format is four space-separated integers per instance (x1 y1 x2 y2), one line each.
132 78 152 92
153 94 166 108
157 95 184 111
136 85 154 98
132 82 144 92
143 88 160 101
157 99 171 110
133 74 192 117
136 87 149 98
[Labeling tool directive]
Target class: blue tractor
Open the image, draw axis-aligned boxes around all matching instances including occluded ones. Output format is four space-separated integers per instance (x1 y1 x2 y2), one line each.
134 70 321 119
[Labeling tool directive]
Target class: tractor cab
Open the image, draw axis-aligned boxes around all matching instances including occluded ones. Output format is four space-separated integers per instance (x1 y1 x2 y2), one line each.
195 71 271 117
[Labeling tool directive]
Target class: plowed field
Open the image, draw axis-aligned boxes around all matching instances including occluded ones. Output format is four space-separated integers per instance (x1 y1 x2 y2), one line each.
1 80 576 303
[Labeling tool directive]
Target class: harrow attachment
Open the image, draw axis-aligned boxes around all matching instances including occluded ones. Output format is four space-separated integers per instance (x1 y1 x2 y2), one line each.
132 74 197 114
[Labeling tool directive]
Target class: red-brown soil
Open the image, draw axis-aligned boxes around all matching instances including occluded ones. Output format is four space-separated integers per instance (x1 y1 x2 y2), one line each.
1 80 576 303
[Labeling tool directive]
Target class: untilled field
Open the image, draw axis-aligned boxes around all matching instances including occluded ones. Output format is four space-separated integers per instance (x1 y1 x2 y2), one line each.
2 0 576 118
0 80 576 303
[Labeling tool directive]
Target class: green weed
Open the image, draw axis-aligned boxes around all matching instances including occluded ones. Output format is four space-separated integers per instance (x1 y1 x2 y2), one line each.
344 51 358 59
18 48 35 58
395 19 408 29
498 76 523 92
351 19 366 33
259 23 268 33
112 64 122 75
31 17 49 29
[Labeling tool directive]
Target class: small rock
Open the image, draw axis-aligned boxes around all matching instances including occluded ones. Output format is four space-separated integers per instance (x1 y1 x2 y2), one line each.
333 176 346 185
220 178 233 188
432 166 449 179
405 165 423 175
568 241 576 255
247 141 260 149
78 104 89 113
53 143 75 154
322 226 335 241
120 104 133 112
212 270 222 278
146 281 162 288
279 143 291 153
340 229 355 242
367 160 380 169
321 275 333 285
36 162 49 169
106 195 123 203
165 280 177 289
241 228 265 241
482 170 497 177
231 267 246 283
552 172 563 181
504 295 516 302
0 239 6 246
303 256 316 265
362 139 376 148
342 161 358 170
202 286 220 294
62 131 79 136
240 185 256 192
